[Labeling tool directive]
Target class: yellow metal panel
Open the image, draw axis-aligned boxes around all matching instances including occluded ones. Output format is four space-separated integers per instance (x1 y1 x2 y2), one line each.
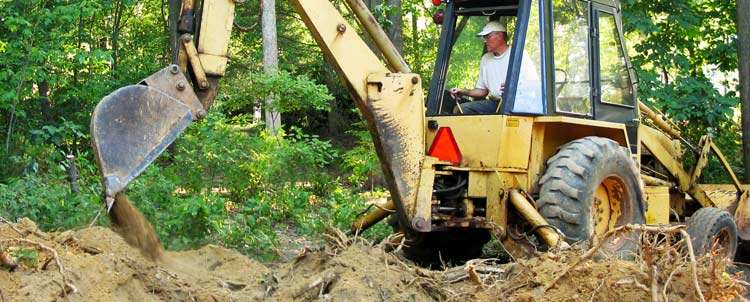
644 186 670 224
292 0 388 102
425 115 504 167
498 117 534 169
698 184 750 211
424 115 532 169
468 171 488 198
198 54 229 76
198 0 234 57
528 123 546 193
486 172 508 227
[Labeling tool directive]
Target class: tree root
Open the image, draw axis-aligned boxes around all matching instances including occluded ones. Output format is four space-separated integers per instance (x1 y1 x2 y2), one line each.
542 223 702 302
0 217 24 236
0 247 18 270
0 238 77 297
292 269 340 298
678 229 705 302
443 259 506 284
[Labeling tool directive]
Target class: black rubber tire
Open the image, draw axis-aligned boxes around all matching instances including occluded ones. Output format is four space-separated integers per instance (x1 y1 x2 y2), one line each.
537 137 645 258
686 207 738 260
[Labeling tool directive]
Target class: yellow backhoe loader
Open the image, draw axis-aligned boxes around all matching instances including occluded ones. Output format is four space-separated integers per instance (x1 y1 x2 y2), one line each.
91 0 749 264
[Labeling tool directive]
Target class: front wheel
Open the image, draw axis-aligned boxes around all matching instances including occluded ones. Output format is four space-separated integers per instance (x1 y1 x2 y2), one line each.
686 207 738 260
537 137 645 258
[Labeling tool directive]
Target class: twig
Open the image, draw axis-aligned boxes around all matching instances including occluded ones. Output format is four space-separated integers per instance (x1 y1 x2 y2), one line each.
0 238 77 296
89 204 105 227
679 229 706 302
0 217 24 236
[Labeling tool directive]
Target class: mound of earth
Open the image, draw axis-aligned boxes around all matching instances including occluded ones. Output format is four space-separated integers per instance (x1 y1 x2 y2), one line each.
0 217 747 301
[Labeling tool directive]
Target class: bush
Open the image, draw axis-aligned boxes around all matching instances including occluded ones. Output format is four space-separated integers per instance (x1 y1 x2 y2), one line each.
0 176 100 231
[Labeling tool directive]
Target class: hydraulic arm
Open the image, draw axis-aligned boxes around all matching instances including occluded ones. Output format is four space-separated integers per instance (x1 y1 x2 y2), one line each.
91 0 426 227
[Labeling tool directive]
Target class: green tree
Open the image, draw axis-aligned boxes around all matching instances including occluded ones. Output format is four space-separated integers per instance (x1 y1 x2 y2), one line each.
622 0 743 181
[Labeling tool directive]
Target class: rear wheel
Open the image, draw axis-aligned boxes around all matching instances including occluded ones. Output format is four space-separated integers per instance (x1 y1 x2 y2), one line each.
686 207 738 260
537 137 645 258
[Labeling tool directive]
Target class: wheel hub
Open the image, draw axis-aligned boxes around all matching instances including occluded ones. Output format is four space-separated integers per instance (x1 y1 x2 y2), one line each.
593 175 626 237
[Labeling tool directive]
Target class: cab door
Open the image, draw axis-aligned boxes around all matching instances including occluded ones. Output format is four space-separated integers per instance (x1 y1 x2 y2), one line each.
591 3 639 152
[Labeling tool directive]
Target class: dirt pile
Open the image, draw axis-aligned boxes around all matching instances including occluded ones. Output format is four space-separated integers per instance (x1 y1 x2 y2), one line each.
0 218 748 302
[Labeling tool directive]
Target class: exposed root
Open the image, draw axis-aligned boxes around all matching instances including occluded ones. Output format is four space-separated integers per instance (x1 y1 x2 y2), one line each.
0 217 24 236
0 245 18 269
0 238 76 297
678 229 705 302
292 269 340 298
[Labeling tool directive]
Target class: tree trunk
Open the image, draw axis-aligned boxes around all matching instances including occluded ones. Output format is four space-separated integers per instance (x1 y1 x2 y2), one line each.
168 0 181 64
262 0 281 134
38 80 50 121
386 0 403 54
362 0 383 58
111 0 124 72
738 0 750 183
411 11 419 75
324 61 341 136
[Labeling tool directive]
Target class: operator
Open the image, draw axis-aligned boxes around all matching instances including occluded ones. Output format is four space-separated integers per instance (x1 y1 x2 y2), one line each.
450 19 541 114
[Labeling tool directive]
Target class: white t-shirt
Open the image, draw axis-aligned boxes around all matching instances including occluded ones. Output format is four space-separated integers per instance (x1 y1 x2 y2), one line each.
475 48 543 113
475 51 510 100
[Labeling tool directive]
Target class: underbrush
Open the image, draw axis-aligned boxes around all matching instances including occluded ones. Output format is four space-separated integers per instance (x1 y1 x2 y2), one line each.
0 110 390 261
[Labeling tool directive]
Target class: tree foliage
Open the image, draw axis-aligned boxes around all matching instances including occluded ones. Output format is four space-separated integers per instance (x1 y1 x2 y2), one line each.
621 0 744 181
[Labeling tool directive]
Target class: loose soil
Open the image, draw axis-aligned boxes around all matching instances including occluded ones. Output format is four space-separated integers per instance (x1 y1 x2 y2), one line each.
0 216 748 301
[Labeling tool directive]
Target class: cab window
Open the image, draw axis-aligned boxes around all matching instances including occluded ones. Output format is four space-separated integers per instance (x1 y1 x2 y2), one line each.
552 0 591 116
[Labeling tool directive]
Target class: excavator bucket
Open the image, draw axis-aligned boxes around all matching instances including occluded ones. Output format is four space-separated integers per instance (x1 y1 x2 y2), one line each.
91 65 205 200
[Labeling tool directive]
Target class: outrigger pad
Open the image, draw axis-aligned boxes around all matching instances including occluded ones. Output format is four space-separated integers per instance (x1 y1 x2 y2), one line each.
91 84 193 197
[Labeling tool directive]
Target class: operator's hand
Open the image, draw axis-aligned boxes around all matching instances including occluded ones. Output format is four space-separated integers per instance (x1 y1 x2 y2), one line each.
500 82 506 93
450 88 463 99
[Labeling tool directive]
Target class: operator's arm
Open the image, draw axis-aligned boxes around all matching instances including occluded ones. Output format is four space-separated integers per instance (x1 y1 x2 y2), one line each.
450 87 489 99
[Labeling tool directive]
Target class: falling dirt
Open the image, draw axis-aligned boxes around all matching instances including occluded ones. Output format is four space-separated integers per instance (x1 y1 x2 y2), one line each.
108 193 163 261
0 217 748 302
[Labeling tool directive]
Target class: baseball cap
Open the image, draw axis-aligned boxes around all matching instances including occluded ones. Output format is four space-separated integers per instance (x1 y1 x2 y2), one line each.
477 20 507 36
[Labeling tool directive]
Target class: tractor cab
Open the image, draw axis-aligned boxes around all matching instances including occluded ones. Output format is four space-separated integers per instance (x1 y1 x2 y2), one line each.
426 0 639 141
